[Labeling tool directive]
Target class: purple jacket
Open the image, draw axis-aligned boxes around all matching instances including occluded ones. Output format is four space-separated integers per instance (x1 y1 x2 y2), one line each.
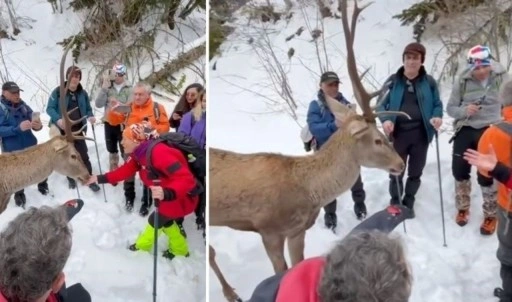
178 111 206 149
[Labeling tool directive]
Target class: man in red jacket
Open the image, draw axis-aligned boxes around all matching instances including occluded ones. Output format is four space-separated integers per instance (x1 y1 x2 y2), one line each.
247 205 413 302
86 122 201 259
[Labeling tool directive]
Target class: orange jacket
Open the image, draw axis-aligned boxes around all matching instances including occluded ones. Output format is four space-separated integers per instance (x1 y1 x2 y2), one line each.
478 107 512 211
107 97 170 134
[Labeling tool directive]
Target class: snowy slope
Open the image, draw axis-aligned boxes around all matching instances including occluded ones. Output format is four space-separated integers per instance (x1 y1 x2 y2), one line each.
209 1 504 301
0 1 206 301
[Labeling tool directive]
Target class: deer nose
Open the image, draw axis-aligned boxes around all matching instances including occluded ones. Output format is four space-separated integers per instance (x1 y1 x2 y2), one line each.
398 162 405 171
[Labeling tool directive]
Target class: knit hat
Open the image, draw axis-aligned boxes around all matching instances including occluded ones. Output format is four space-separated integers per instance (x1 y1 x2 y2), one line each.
122 121 159 142
499 78 512 107
467 45 492 70
403 42 426 63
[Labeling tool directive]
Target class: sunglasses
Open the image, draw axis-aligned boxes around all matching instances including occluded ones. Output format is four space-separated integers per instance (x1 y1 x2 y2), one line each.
116 73 125 77
327 81 340 87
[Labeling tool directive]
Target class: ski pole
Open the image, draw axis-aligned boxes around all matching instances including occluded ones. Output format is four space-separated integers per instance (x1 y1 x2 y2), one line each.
395 174 407 234
152 179 161 302
90 124 108 203
435 131 447 247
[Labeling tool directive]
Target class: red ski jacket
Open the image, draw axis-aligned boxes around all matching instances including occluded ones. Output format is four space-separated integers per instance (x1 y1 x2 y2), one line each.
97 140 199 218
0 291 59 302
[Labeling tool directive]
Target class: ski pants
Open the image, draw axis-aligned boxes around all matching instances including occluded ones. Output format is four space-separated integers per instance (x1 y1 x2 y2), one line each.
134 211 189 256
452 126 493 185
104 122 124 155
388 127 429 207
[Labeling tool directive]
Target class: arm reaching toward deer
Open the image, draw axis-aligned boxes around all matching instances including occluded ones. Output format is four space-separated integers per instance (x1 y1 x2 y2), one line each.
95 157 140 184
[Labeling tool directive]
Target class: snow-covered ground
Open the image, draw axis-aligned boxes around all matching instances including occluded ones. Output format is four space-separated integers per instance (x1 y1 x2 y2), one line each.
0 1 206 301
209 1 504 301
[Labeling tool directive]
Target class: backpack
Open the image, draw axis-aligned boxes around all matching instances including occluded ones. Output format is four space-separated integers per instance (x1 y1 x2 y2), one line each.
145 132 206 181
300 99 325 152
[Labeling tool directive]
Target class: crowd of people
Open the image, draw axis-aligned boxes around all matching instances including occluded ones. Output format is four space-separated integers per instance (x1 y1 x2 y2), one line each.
302 42 512 301
0 63 206 301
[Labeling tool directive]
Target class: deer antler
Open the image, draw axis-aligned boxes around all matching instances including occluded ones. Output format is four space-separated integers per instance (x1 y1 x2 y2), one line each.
59 38 94 142
339 0 410 122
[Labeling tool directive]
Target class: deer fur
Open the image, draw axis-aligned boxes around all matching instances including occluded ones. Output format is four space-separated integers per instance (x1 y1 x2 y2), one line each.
0 37 92 215
208 1 411 301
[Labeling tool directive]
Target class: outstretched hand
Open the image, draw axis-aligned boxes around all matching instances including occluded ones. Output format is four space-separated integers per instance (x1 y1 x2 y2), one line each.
463 144 498 171
85 175 98 186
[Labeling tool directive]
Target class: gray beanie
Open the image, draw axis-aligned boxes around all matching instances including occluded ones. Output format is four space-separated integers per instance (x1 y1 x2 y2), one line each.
499 78 512 107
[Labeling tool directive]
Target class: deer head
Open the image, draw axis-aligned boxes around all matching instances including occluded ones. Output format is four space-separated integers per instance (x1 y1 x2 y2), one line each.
327 0 410 175
50 38 93 183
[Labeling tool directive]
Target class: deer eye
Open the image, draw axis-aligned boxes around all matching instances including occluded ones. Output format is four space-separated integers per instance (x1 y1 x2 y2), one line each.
71 154 77 160
375 139 383 145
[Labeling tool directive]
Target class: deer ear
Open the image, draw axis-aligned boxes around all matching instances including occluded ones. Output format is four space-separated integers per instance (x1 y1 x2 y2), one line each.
52 138 68 152
324 94 350 115
347 119 369 139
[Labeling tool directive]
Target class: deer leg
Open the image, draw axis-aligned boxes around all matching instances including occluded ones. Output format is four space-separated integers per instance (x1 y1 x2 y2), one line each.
260 232 287 272
287 230 306 267
209 245 243 302
0 193 11 215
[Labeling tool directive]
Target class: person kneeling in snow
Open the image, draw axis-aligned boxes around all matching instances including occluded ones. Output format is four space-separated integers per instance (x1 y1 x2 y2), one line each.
246 205 414 302
0 199 91 302
86 122 202 260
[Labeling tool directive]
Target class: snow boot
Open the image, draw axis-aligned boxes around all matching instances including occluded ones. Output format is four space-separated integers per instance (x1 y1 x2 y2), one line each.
67 178 77 189
456 210 469 226
125 199 134 212
481 217 498 235
481 184 498 235
402 194 416 218
109 153 119 171
14 192 26 209
353 201 367 220
37 181 49 195
455 180 471 225
324 212 337 230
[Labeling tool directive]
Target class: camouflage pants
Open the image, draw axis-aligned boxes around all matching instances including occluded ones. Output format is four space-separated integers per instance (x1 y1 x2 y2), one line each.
455 179 497 218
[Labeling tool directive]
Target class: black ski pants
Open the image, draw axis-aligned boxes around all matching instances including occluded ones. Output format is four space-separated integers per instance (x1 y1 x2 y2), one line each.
452 126 493 186
388 127 429 208
66 139 93 183
104 122 124 154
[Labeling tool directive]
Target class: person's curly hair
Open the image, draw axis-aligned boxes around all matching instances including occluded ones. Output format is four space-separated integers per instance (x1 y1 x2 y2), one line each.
318 230 411 302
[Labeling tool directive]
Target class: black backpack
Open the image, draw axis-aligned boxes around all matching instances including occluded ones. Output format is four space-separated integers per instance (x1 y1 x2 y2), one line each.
145 132 206 181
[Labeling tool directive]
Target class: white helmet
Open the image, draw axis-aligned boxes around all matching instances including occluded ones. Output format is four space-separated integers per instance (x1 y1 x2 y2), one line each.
112 63 127 75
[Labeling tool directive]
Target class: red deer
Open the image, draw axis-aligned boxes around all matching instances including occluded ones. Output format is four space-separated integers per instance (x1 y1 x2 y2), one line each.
0 41 92 214
208 1 409 301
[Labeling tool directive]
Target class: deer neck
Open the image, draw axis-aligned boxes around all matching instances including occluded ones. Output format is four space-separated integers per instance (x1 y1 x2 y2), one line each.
0 139 60 193
295 130 360 206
